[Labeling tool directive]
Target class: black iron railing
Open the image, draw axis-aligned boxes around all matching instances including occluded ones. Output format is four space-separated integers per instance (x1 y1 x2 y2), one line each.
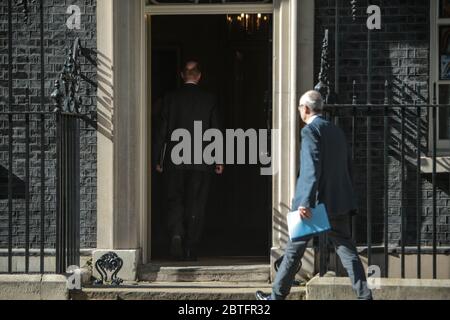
0 111 54 273
315 84 450 280
55 112 80 274
0 110 93 274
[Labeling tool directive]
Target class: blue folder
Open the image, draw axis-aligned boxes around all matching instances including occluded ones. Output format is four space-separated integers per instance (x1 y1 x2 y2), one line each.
287 204 331 241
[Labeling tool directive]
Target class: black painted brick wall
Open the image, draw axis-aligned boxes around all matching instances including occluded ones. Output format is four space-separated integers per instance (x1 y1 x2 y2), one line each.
315 0 450 246
0 0 97 250
1 0 449 252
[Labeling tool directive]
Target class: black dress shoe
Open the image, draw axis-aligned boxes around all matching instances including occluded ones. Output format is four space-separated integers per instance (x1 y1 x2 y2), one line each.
255 290 272 301
184 248 197 261
170 235 183 261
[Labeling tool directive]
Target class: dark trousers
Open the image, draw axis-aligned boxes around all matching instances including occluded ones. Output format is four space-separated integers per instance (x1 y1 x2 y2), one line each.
272 214 373 300
164 169 211 249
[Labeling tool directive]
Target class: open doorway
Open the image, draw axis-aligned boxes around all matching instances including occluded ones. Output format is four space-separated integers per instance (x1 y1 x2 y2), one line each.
150 14 272 262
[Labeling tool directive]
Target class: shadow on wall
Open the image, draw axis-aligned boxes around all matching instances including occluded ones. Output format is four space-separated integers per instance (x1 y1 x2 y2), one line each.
0 165 25 200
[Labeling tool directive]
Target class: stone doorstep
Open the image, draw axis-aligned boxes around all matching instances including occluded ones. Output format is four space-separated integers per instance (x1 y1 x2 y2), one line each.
71 282 306 300
137 264 271 283
306 276 450 300
0 274 68 300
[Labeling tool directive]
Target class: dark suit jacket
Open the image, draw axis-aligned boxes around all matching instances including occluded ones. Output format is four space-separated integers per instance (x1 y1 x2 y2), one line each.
292 115 357 216
154 83 221 172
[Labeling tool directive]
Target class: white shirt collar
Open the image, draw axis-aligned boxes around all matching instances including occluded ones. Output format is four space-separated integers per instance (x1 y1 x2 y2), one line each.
184 81 198 85
306 114 321 125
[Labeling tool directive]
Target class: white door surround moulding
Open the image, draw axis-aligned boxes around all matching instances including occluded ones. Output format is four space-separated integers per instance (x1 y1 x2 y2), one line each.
96 1 314 272
96 0 148 265
144 3 273 15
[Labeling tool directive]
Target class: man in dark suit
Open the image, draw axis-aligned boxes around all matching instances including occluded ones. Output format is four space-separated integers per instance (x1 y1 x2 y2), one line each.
256 90 372 300
154 61 223 261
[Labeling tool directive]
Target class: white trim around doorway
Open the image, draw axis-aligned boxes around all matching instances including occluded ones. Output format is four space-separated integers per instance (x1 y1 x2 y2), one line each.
95 0 308 277
95 0 313 271
144 3 273 15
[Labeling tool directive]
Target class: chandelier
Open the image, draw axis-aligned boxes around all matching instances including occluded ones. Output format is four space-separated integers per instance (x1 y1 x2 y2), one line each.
226 13 270 34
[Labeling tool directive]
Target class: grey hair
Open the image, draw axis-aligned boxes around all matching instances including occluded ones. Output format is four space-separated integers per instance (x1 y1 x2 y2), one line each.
299 90 324 113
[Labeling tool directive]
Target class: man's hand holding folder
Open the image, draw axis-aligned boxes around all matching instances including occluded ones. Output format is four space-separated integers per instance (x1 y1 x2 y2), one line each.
299 207 312 220
287 204 331 242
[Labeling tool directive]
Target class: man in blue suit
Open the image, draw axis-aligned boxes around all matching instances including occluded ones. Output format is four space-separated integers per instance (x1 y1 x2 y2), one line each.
256 90 372 300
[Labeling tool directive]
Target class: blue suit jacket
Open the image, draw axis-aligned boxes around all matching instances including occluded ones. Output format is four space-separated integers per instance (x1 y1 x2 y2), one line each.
292 116 357 216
